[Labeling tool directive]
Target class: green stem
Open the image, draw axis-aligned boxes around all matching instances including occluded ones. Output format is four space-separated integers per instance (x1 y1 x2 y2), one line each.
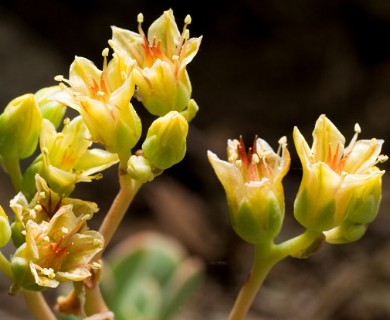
84 166 142 317
275 230 324 258
1 156 23 192
23 290 57 320
98 168 142 252
0 251 12 280
228 230 324 319
228 241 286 320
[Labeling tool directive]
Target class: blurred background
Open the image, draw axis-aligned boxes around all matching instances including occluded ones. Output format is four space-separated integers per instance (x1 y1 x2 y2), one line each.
0 0 390 319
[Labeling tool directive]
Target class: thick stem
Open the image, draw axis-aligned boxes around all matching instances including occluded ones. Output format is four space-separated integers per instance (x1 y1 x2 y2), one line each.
0 251 12 280
84 284 112 318
228 230 324 319
228 242 285 320
84 167 142 317
1 156 23 192
23 290 57 320
98 168 142 252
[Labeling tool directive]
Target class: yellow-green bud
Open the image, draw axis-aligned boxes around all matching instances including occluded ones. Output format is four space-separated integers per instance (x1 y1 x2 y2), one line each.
11 221 25 248
11 248 43 291
0 94 42 159
127 154 155 182
35 86 66 128
324 221 367 244
0 206 11 248
142 111 188 170
133 64 192 116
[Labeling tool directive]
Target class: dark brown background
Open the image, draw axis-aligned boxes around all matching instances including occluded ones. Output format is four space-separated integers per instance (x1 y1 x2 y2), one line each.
0 1 389 319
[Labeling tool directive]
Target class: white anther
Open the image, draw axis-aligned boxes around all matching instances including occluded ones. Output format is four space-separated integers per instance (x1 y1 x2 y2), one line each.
63 118 70 125
34 204 42 212
97 91 105 97
184 29 190 40
102 47 109 57
61 227 69 234
29 209 36 219
235 160 242 168
184 14 192 25
54 75 64 82
378 155 388 163
172 55 179 61
92 262 102 270
43 235 50 241
252 153 260 164
137 13 144 23
354 123 361 134
278 136 287 145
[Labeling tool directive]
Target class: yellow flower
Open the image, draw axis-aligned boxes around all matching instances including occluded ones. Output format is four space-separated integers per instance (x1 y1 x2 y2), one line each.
293 114 387 235
109 9 202 117
208 136 290 244
11 204 103 289
55 49 141 161
22 117 119 197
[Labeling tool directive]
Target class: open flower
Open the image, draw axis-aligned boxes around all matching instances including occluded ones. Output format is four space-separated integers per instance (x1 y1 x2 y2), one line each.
55 49 141 161
208 136 290 244
109 9 202 116
293 114 387 236
22 117 119 197
11 204 103 290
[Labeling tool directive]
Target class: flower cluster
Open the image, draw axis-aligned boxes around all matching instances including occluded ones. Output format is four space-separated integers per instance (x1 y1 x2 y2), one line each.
55 9 201 178
10 175 103 291
0 9 201 294
209 115 387 244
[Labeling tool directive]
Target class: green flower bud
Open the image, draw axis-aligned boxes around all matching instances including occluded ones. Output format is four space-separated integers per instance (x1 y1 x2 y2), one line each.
142 111 188 170
11 221 25 248
0 94 42 159
35 86 66 128
0 206 11 248
127 154 156 182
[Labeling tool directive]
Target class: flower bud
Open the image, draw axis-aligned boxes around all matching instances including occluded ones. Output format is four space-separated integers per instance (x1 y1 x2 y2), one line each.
133 61 192 116
0 206 11 248
35 86 66 128
142 111 188 170
0 94 42 159
127 154 155 182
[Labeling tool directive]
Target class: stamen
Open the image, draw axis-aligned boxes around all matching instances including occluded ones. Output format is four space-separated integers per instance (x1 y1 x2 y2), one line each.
277 136 287 155
175 15 192 56
102 48 109 58
354 123 361 134
378 155 388 163
345 123 361 155
92 262 102 269
54 75 64 82
61 227 69 234
252 153 260 164
184 14 192 25
137 13 146 37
